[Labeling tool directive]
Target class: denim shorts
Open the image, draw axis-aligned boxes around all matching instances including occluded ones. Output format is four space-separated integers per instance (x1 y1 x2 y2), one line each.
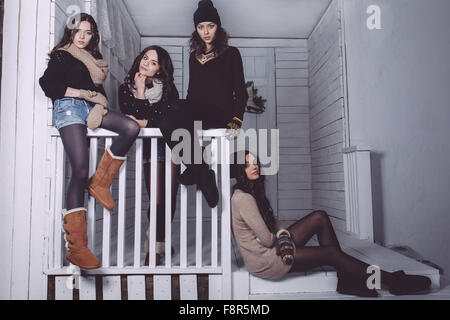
53 98 93 130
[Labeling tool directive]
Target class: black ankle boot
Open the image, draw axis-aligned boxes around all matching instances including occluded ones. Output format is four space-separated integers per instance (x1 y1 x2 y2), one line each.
177 165 199 186
388 270 431 295
198 167 219 208
337 274 379 298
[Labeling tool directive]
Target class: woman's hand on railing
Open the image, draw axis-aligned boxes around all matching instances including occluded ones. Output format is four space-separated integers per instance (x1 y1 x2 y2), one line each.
126 114 148 128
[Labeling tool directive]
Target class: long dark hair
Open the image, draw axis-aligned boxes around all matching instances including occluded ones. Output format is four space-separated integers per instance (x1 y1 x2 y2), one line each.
50 13 102 59
124 46 175 103
190 26 229 56
232 151 277 233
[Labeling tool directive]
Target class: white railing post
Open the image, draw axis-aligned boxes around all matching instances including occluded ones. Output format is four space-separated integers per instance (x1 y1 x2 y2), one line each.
343 146 374 242
134 139 143 268
117 154 127 268
220 136 232 300
148 138 158 268
87 138 98 254
102 138 113 267
211 138 219 268
164 144 173 267
180 163 188 269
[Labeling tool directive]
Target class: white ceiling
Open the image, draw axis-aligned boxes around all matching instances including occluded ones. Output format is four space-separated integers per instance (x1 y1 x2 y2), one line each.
123 0 332 39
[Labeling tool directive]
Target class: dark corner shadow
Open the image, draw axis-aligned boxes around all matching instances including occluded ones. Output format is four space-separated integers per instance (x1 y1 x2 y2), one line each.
371 151 385 246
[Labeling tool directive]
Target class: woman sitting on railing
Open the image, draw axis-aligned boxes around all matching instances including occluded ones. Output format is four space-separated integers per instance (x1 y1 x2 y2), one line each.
155 0 248 209
230 151 432 297
39 13 140 270
119 46 180 266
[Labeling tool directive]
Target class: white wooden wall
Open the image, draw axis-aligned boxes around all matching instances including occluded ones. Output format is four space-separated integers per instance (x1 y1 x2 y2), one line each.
276 43 313 221
308 0 346 231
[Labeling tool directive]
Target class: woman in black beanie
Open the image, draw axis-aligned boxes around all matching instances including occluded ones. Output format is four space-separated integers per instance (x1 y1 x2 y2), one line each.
157 0 248 209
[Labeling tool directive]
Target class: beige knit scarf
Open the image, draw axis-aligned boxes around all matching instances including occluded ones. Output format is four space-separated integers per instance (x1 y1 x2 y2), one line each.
58 44 109 85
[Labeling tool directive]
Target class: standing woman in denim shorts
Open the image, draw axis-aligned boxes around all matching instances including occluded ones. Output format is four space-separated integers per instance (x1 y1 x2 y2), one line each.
39 13 140 270
119 46 180 265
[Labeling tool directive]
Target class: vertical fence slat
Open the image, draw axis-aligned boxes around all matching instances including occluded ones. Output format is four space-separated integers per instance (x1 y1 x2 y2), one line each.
149 138 158 268
153 275 172 300
55 276 73 300
180 164 188 269
208 274 222 300
211 138 218 268
134 139 143 268
102 139 113 267
102 276 122 300
49 137 57 270
165 144 172 267
87 138 98 254
180 274 198 300
79 276 96 300
54 138 65 269
117 158 127 268
127 275 146 300
220 137 232 299
196 188 203 268
195 121 204 269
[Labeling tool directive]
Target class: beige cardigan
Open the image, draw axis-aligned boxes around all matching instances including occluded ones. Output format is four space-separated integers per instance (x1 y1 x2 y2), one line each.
231 189 293 280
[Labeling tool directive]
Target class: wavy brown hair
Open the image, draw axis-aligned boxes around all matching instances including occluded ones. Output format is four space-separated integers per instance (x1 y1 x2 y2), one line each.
232 151 277 233
190 26 230 56
124 46 176 103
50 13 102 59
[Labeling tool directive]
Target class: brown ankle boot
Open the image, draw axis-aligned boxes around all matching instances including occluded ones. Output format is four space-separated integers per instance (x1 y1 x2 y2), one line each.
88 148 126 211
62 208 100 270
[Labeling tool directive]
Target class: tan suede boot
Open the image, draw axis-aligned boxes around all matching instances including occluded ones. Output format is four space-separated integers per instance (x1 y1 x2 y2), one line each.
62 208 100 270
88 147 126 211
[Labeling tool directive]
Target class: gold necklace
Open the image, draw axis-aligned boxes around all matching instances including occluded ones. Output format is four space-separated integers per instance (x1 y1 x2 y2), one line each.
196 51 217 65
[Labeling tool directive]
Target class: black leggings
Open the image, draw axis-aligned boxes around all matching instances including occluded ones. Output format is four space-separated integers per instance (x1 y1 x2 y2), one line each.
144 161 180 242
59 110 140 211
287 210 396 285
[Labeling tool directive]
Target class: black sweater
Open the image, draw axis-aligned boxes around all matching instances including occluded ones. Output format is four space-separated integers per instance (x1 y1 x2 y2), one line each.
119 82 179 127
39 50 107 106
187 46 248 123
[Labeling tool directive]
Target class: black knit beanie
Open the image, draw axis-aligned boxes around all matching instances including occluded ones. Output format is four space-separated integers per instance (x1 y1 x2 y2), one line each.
194 0 221 27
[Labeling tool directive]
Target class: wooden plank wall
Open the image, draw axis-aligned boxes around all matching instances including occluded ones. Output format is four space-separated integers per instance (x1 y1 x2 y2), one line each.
308 0 346 231
276 43 313 221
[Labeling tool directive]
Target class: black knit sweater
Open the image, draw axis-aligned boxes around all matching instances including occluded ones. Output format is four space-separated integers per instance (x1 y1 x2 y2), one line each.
39 50 107 106
187 46 248 123
119 82 179 127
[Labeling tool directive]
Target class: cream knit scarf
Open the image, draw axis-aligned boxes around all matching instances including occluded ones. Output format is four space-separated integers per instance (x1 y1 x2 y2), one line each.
58 44 109 85
131 78 164 105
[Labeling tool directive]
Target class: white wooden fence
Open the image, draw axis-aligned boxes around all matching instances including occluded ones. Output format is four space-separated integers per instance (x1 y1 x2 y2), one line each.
47 128 232 300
